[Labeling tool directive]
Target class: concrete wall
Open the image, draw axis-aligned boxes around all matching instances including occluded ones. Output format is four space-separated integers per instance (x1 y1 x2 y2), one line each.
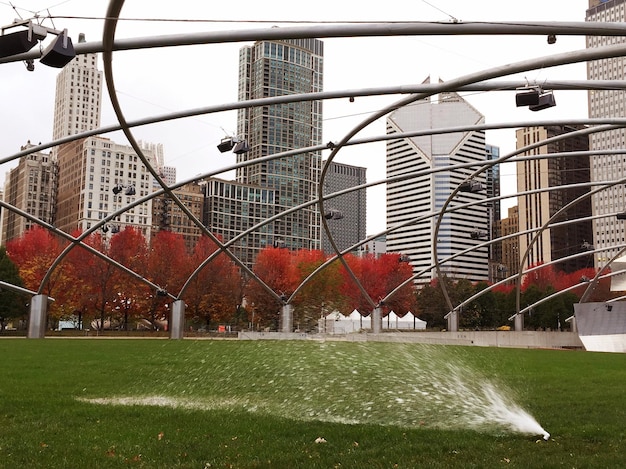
238 330 584 349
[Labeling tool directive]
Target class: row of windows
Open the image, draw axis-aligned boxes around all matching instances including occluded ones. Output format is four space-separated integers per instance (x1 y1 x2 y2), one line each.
259 41 315 68
87 211 149 225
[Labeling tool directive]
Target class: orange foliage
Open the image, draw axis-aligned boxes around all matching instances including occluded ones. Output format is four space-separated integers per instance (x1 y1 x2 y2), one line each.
246 247 297 326
6 226 65 294
521 263 558 291
185 235 243 326
340 253 415 314
147 230 192 294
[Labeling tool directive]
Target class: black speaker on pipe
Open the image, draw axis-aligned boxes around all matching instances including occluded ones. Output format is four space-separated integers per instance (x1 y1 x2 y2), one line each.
0 29 39 58
40 32 74 68
515 90 540 107
529 92 556 111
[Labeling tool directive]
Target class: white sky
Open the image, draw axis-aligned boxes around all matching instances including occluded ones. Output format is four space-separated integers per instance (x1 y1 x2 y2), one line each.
0 0 591 235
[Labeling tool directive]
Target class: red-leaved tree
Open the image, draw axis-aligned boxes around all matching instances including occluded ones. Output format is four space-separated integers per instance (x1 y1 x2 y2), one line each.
246 247 299 329
142 230 191 329
340 253 416 316
6 226 73 327
185 235 243 329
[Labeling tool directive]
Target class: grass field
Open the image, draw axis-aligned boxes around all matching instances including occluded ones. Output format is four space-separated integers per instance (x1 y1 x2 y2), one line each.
0 338 624 468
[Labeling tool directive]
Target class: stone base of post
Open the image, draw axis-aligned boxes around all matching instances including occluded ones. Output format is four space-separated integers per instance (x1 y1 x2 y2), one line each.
28 294 48 339
170 300 185 339
446 310 459 332
514 312 524 331
371 306 382 334
281 303 293 333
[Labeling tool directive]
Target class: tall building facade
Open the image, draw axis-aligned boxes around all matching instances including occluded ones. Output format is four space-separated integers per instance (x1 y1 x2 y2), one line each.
55 136 154 238
152 181 204 251
158 166 177 187
321 160 367 254
386 83 490 283
500 205 520 280
138 141 176 187
1 142 57 243
235 38 323 254
203 178 277 267
586 0 626 268
516 125 593 273
358 235 387 258
485 144 504 282
52 34 102 142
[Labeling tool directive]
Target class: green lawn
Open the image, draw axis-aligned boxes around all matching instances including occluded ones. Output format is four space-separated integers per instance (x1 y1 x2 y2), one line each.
0 339 624 468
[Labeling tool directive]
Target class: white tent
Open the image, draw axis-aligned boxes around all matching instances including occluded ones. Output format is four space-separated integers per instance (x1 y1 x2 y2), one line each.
318 310 424 333
383 310 399 329
329 311 347 321
384 311 427 330
405 311 427 330
320 310 353 334
320 310 369 334
360 313 371 330
348 309 361 320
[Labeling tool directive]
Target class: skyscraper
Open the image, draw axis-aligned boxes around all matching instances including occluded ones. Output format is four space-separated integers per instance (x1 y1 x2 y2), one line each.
55 136 154 237
203 178 277 267
52 34 102 143
516 125 593 273
152 181 204 251
485 144 504 283
1 142 57 243
586 0 626 268
500 205 520 280
321 160 367 254
386 82 489 283
1 34 100 244
235 38 323 253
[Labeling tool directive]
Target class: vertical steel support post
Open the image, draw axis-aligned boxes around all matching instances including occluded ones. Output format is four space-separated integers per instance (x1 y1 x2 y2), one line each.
27 294 48 338
170 299 185 339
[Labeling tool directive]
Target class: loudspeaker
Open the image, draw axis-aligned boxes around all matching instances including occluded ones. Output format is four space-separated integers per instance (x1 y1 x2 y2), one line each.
217 138 234 153
233 140 249 154
40 33 74 68
0 29 39 58
515 90 540 106
529 92 556 111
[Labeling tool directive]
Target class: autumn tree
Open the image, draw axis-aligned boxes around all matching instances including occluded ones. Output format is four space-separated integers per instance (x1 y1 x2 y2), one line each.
185 235 243 330
340 253 416 317
521 263 558 291
290 249 345 331
492 284 516 328
247 247 299 329
6 226 63 292
372 254 416 314
108 227 148 330
59 230 97 329
415 278 450 329
70 231 119 330
338 254 368 313
6 226 72 328
142 230 191 329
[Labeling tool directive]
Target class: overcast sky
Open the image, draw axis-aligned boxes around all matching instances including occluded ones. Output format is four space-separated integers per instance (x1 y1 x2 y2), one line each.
1 0 591 235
